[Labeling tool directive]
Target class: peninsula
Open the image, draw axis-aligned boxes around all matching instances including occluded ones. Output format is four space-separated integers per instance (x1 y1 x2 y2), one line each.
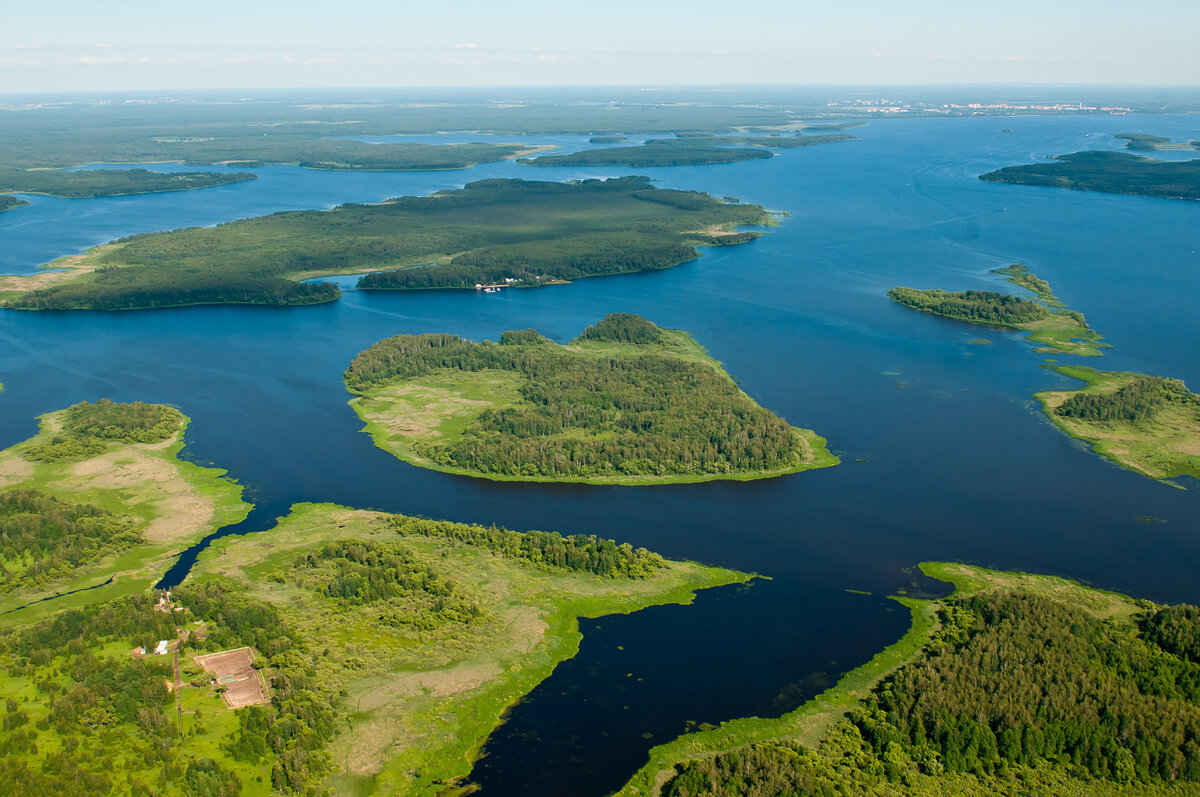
0 167 255 199
0 501 748 795
1115 133 1200 152
979 150 1200 201
619 562 1200 797
3 177 771 310
888 265 1105 356
344 314 837 484
0 196 30 212
0 400 248 622
1036 366 1200 484
520 132 854 168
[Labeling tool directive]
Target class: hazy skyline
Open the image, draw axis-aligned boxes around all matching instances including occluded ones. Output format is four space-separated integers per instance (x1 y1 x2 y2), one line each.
4 0 1200 93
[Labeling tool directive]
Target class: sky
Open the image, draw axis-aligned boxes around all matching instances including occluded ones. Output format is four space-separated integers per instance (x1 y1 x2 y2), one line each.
3 0 1199 93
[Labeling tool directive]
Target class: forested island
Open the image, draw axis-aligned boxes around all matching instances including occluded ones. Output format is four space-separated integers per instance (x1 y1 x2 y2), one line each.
1036 366 1200 484
0 400 248 619
520 132 854 167
345 313 836 484
0 501 747 795
0 168 255 199
4 177 770 311
0 196 30 212
888 265 1105 356
619 562 1200 797
1115 133 1199 152
980 150 1200 201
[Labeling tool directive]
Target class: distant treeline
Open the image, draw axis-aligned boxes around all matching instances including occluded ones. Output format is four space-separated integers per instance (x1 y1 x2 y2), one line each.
0 167 254 199
10 177 765 310
23 400 183 462
520 132 853 167
347 314 808 479
888 287 1050 326
0 489 140 595
980 151 1200 201
1056 376 1199 424
388 512 668 579
665 589 1200 795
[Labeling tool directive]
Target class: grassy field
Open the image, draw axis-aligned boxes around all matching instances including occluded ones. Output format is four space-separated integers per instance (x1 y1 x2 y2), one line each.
615 561 1154 797
347 322 838 485
0 406 249 625
1036 366 1200 485
188 502 751 796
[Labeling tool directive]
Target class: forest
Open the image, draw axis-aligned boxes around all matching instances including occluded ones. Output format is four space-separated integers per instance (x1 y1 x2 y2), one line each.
0 489 141 596
1056 376 1199 424
0 168 254 199
386 512 668 579
7 177 768 310
519 132 853 167
980 151 1200 200
0 579 336 796
346 314 816 480
887 287 1051 325
22 400 184 462
661 585 1200 796
0 196 30 212
286 539 485 631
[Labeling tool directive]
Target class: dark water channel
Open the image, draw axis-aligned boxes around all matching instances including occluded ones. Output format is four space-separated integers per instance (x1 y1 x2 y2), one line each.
1 114 1198 796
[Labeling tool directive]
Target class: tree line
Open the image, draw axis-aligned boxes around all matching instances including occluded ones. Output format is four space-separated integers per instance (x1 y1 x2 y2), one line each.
888 287 1051 326
1057 376 1199 424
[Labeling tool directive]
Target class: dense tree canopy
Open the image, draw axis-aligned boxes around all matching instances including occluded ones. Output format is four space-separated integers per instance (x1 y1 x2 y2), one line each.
665 589 1200 795
888 287 1051 326
0 489 140 594
980 151 1200 201
346 315 810 479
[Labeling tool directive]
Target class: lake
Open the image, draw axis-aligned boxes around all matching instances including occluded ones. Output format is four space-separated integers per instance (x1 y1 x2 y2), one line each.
1 114 1197 795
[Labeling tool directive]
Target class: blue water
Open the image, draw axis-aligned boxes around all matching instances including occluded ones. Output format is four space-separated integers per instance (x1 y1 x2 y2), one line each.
1 114 1198 796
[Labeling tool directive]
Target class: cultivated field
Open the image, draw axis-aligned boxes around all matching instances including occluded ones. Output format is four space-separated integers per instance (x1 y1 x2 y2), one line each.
195 647 269 708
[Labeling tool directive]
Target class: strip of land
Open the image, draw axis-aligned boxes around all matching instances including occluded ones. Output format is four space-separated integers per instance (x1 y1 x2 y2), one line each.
0 400 249 623
618 562 1200 797
520 132 854 167
0 167 255 199
980 150 1200 201
345 314 837 484
0 500 748 795
1115 133 1200 152
888 264 1106 356
0 196 30 212
1 176 771 311
1036 365 1200 484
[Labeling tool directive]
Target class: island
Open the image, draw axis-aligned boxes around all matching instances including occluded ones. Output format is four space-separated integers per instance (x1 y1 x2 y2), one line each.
3 177 772 311
0 500 748 795
344 314 837 484
0 400 249 620
888 265 1106 356
0 196 30 212
1115 133 1200 152
979 150 1200 201
0 167 256 199
520 133 854 168
589 135 628 143
619 562 1200 797
1036 366 1200 484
